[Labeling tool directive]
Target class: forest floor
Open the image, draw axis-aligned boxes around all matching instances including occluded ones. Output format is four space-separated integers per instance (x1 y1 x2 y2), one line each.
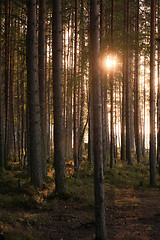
0 158 160 240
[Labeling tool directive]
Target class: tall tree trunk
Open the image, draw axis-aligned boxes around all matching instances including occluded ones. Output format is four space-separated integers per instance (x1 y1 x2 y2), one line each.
52 0 66 193
73 0 78 172
88 77 94 164
121 0 126 162
142 55 146 157
157 0 160 175
4 0 10 165
27 0 43 187
90 0 107 239
38 0 46 176
78 0 85 170
125 0 133 165
150 0 157 185
65 16 73 162
134 0 141 164
9 9 16 156
100 0 108 167
0 0 4 178
46 26 52 157
110 0 114 169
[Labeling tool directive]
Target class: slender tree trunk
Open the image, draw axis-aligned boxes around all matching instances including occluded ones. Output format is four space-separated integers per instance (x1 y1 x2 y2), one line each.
126 0 133 165
157 0 160 175
88 75 94 165
110 0 114 169
27 0 43 187
78 0 85 170
4 0 10 165
65 17 73 162
0 0 4 178
150 0 157 185
52 0 66 193
134 0 141 164
46 26 52 157
121 1 126 162
38 0 46 176
73 0 78 172
88 11 94 165
142 52 146 157
9 11 16 155
114 78 117 159
100 0 108 167
90 0 107 239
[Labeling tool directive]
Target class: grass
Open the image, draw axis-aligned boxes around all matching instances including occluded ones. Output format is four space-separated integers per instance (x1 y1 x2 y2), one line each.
107 163 159 190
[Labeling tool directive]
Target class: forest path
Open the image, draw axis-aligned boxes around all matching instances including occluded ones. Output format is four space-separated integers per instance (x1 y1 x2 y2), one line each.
39 187 160 240
106 188 160 240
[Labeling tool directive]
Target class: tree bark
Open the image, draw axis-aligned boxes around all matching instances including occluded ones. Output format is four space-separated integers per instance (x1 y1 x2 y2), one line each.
125 0 133 165
100 0 108 167
4 0 10 166
110 0 114 169
78 0 85 170
52 0 66 193
90 0 107 239
38 0 46 176
27 0 43 187
0 0 4 178
149 0 157 185
134 0 141 164
73 0 78 172
121 0 126 162
157 0 160 175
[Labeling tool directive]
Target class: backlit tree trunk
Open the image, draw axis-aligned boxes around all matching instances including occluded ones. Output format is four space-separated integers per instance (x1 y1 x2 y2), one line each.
90 0 107 239
110 0 114 169
125 0 133 165
38 0 46 176
73 0 78 172
157 0 160 175
134 0 141 164
121 0 126 162
149 0 157 185
52 0 66 193
4 0 10 165
78 0 85 170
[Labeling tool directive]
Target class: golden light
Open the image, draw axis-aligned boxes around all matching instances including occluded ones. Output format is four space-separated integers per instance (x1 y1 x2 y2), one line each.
104 55 117 69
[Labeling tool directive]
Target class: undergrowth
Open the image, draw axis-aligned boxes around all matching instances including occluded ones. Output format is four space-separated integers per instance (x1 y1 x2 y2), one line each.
0 156 159 239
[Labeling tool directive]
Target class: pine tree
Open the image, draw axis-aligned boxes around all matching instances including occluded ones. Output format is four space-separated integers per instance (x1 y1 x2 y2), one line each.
27 0 43 187
90 0 107 238
149 0 157 185
52 0 66 193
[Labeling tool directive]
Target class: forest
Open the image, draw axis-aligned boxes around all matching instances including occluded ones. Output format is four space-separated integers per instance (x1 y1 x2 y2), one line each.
0 0 160 239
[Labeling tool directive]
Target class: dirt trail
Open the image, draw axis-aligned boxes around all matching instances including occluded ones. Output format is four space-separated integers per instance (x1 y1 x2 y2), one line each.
39 189 160 240
106 189 160 240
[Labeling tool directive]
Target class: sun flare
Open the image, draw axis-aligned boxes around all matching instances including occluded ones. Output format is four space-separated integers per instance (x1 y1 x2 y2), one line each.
104 56 117 69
